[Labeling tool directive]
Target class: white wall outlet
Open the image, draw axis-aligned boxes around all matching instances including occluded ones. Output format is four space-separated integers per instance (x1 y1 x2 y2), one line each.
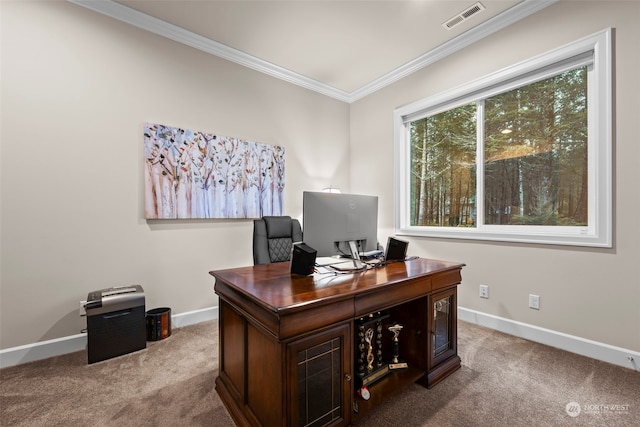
79 300 87 316
479 285 489 299
529 294 540 310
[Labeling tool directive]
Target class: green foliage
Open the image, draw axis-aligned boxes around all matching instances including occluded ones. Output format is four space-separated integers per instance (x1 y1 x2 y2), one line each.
410 67 588 228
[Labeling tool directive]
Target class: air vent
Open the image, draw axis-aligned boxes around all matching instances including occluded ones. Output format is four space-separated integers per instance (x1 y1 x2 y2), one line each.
443 2 486 30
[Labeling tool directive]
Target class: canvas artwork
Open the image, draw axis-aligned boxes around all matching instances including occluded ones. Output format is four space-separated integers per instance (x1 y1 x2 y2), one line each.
144 122 285 219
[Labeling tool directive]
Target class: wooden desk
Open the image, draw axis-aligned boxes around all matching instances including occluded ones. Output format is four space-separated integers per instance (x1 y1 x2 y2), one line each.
210 258 464 426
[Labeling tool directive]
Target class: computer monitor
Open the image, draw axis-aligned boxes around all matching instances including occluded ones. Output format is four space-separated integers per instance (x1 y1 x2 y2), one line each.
302 191 379 258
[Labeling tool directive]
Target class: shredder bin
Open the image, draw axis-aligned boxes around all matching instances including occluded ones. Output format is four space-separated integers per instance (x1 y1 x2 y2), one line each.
146 307 171 341
85 285 146 364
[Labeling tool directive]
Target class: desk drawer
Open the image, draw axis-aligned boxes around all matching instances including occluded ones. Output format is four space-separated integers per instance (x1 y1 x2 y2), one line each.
431 269 462 292
355 277 431 317
279 299 354 340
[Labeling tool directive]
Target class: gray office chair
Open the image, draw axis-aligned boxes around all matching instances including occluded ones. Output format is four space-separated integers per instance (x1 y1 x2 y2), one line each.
253 216 303 265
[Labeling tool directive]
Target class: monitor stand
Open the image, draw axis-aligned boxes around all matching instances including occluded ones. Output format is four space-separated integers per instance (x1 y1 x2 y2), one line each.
348 241 361 261
346 240 365 269
327 241 366 271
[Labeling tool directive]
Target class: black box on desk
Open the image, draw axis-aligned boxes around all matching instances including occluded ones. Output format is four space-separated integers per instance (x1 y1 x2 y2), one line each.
85 285 146 364
290 242 317 276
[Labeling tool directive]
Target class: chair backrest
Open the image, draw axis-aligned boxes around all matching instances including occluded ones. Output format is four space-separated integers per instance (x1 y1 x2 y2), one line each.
253 216 303 265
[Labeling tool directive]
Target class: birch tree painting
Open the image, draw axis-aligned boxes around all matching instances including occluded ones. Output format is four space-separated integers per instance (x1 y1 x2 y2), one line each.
144 122 285 219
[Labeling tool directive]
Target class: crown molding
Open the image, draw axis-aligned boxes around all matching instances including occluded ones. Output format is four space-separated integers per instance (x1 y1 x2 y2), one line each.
68 0 557 104
67 0 352 102
349 0 559 102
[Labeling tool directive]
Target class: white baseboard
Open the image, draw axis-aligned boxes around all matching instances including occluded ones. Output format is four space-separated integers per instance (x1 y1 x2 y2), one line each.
3 306 637 371
0 306 219 369
0 333 89 370
459 307 639 371
171 306 218 328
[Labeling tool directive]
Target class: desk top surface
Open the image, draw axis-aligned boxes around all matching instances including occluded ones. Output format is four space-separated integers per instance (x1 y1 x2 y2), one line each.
210 258 464 314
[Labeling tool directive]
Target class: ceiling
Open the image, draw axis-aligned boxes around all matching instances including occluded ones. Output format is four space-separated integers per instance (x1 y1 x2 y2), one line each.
70 0 558 102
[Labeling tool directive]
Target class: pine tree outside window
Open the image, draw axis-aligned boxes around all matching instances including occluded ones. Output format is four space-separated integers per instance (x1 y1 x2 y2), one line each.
394 30 612 247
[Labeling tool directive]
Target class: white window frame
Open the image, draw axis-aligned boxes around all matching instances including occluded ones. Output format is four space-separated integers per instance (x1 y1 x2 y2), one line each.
393 29 612 247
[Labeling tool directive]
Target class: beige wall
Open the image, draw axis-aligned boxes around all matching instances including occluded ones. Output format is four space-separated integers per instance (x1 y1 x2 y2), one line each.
0 1 349 349
2 1 639 356
350 1 640 352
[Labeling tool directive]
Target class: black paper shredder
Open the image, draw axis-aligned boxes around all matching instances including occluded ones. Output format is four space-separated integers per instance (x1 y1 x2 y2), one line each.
85 285 146 364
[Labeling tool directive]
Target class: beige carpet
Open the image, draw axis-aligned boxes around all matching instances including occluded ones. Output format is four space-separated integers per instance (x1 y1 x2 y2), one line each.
1 320 638 426
0 321 233 426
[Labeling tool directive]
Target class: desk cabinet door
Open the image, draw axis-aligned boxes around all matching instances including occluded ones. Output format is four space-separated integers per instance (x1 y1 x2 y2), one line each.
288 323 352 427
428 287 457 369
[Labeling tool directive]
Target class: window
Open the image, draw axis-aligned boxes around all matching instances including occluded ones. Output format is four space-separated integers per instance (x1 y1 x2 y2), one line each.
394 29 612 247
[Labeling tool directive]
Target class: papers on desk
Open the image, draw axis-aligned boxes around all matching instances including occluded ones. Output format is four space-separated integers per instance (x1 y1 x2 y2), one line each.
331 260 366 271
315 256 346 266
315 257 366 271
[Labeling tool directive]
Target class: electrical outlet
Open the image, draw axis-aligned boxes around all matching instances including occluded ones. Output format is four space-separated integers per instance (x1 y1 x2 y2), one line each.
479 285 489 299
529 294 540 310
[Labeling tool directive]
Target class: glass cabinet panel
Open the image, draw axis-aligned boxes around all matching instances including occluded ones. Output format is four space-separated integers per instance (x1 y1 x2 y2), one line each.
433 296 452 358
429 287 457 371
289 323 350 427
297 337 342 427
